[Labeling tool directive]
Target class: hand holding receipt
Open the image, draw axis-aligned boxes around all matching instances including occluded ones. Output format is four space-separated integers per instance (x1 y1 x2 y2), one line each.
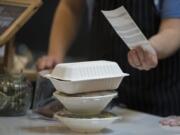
102 6 158 70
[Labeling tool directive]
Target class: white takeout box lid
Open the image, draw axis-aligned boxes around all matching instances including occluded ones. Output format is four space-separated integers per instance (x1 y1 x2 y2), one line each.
45 60 128 81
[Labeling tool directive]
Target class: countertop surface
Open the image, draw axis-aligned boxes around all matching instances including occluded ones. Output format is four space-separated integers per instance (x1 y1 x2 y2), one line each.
0 107 180 135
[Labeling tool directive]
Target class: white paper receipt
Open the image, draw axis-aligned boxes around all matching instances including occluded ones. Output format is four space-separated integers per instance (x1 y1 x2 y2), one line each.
102 6 154 52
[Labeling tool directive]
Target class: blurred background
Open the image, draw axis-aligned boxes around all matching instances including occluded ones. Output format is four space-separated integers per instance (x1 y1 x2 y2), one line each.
13 0 94 109
0 0 113 110
15 0 91 66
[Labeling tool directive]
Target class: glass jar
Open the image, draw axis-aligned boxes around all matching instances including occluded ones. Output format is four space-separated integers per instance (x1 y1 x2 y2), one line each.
0 73 32 116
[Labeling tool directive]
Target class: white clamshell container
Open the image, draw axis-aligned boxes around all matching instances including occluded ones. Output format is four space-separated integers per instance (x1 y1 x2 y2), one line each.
47 61 128 81
53 91 118 115
43 61 128 94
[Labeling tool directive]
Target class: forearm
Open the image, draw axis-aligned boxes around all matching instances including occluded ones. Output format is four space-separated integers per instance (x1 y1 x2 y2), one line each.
149 19 180 59
48 0 84 61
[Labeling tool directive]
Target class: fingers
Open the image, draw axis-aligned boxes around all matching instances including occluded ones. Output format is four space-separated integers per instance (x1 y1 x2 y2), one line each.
128 46 158 71
144 53 158 69
128 50 142 69
160 116 180 127
36 56 60 71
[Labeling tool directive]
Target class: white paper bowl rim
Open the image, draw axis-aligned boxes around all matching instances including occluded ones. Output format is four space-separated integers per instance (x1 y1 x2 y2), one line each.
53 91 118 99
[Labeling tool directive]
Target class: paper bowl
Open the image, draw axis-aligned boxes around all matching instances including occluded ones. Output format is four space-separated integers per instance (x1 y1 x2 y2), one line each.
47 60 128 81
53 91 118 115
54 110 120 133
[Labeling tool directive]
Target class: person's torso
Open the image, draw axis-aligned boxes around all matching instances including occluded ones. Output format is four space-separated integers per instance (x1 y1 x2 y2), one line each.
88 0 180 116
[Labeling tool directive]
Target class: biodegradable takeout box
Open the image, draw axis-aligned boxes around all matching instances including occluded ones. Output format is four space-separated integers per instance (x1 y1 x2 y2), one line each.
46 61 128 81
43 61 129 94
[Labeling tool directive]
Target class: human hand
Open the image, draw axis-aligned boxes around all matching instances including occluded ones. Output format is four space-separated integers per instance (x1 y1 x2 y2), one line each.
36 56 61 71
160 116 180 127
127 46 158 71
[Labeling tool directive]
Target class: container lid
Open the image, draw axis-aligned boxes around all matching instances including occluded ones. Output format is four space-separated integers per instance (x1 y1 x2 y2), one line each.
46 61 128 81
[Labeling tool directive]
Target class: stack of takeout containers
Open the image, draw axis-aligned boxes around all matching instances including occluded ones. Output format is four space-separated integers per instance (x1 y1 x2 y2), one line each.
44 61 128 133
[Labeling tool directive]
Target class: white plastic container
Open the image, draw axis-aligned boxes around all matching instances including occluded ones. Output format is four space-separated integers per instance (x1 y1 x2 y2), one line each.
54 110 121 133
53 91 117 115
46 61 128 81
43 61 128 94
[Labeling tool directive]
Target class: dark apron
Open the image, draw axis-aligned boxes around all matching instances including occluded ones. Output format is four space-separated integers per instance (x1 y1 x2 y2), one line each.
89 0 180 116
